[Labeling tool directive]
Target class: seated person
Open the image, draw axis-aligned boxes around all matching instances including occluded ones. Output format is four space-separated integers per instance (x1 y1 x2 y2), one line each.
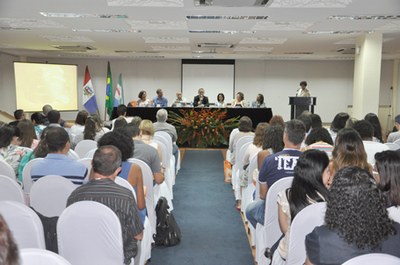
70 110 89 138
111 104 130 130
251 94 266 108
273 150 330 263
352 120 389 165
232 92 246 108
304 127 334 158
305 167 400 265
229 116 254 165
42 104 68 127
73 117 105 147
30 127 87 184
128 90 152 107
121 124 164 184
171 92 187 107
246 120 305 229
67 146 144 264
153 88 168 107
97 130 146 225
9 109 25 127
216 93 226 107
387 114 400 143
31 112 46 139
193 88 209 107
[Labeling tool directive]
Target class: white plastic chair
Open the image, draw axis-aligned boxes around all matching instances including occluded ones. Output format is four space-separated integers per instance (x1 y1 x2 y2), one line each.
342 253 400 265
128 158 156 237
256 177 294 265
154 131 176 177
388 206 400 223
115 176 137 201
233 141 252 200
0 175 25 203
67 149 80 160
394 139 400 147
84 148 97 159
57 201 125 265
0 201 46 249
22 158 44 205
74 140 98 158
226 128 239 163
78 158 92 184
286 202 327 265
385 143 400 151
20 248 72 265
0 159 17 181
231 136 253 190
30 175 76 217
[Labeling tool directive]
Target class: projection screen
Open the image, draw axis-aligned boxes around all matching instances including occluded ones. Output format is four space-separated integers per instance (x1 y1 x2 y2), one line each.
14 62 78 112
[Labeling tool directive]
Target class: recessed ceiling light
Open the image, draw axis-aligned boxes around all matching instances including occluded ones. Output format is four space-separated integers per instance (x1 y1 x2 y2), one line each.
40 12 128 18
240 37 287 44
42 35 94 42
151 45 190 51
0 18 64 28
125 20 187 30
234 46 273 52
72 29 141 33
189 30 255 34
329 15 400 20
253 21 313 31
143 36 189 43
186 15 268 20
269 0 352 8
107 0 183 7
304 30 373 34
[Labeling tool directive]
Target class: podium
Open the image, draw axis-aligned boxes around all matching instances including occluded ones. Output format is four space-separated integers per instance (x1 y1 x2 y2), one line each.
289 97 317 119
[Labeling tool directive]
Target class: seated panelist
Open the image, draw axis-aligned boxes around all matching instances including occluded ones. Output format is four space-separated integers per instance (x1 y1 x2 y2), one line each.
193 88 209 107
232 92 245 108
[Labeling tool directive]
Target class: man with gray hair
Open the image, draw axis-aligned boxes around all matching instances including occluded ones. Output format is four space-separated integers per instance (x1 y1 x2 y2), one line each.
67 145 144 264
153 109 179 168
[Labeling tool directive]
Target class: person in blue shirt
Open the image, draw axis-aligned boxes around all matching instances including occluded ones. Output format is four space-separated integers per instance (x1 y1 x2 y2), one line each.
153 88 168 107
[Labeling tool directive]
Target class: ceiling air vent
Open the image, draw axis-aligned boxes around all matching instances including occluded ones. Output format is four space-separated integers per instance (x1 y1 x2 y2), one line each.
51 45 96 52
197 43 234 48
195 0 270 7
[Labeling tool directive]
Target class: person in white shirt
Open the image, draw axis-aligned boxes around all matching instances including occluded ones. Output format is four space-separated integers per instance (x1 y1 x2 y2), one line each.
296 81 310 97
216 93 226 107
387 115 400 143
352 120 389 166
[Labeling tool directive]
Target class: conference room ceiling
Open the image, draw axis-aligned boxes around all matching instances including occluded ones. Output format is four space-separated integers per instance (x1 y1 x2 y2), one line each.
0 0 400 60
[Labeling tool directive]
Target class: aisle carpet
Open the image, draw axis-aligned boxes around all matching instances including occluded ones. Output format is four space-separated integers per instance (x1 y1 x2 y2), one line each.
150 150 254 265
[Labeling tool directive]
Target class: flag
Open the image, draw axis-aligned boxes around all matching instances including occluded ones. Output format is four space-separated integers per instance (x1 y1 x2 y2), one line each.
105 61 113 118
82 66 99 114
114 73 124 106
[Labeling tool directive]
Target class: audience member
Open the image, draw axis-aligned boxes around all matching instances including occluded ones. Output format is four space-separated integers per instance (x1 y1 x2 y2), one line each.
232 92 245 108
153 109 179 167
130 116 142 127
67 146 143 264
139 119 162 160
91 114 110 136
273 150 330 264
31 112 46 138
229 116 254 165
246 119 305 229
153 88 168 107
269 115 285 128
352 120 388 165
297 113 312 134
216 93 226 107
330 128 371 177
111 104 129 130
0 125 30 177
374 150 400 222
329 112 349 142
387 114 400 143
304 127 334 157
310 113 322 129
251 94 266 108
113 117 128 131
73 117 105 147
345 116 358 128
17 119 39 149
193 88 209 107
122 124 164 184
97 131 146 224
296 81 310 97
30 127 87 184
0 214 19 265
305 167 400 265
43 105 68 127
365 113 384 143
9 109 25 127
257 125 285 170
70 110 89 137
47 110 62 127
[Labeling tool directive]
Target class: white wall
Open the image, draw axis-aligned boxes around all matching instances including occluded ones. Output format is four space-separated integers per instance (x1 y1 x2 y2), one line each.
0 53 398 124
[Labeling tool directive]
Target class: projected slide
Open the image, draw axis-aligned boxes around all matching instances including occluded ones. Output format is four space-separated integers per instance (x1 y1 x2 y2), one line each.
182 61 235 104
14 62 78 112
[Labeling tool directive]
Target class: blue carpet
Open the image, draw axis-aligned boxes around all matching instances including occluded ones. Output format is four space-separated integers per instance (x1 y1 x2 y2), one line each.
150 150 254 265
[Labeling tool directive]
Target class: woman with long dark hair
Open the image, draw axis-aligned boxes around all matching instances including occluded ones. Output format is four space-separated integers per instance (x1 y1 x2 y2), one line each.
273 149 330 264
305 167 400 264
365 113 384 143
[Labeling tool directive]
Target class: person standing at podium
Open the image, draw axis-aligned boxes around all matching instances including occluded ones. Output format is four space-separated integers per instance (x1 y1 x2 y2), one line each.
296 81 311 97
193 88 209 107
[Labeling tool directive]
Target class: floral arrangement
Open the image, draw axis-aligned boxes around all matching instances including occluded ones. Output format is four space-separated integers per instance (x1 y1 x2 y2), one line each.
168 108 240 148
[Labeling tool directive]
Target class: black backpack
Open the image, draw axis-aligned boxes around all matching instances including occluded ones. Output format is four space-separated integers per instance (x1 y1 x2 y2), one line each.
153 197 182 247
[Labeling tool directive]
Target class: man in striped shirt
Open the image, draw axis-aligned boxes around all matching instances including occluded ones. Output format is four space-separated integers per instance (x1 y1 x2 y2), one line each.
67 145 143 264
30 127 87 184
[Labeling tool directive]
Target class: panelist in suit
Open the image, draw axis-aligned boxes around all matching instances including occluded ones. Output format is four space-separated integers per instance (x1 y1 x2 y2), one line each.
296 81 311 97
193 88 209 107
